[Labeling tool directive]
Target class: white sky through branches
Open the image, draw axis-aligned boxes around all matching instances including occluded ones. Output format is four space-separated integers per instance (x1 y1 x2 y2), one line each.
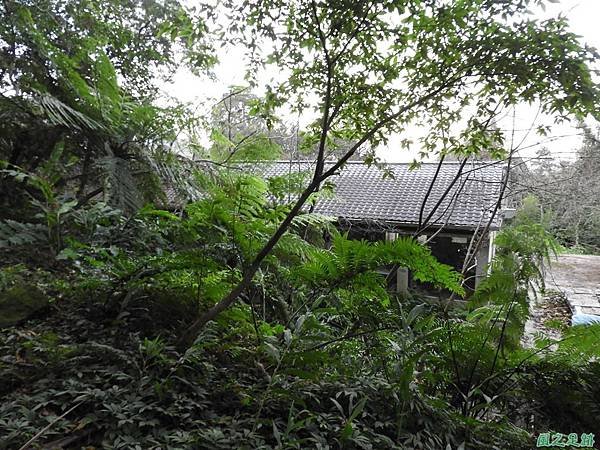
163 0 600 163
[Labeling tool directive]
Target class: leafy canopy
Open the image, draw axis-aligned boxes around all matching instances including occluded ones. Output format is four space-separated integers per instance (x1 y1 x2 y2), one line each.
232 0 599 161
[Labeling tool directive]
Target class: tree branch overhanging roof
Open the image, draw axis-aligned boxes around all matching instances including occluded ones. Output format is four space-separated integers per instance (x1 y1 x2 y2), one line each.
254 160 506 232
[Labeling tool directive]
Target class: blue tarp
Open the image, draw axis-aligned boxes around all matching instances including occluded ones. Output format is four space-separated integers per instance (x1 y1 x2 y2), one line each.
572 312 600 326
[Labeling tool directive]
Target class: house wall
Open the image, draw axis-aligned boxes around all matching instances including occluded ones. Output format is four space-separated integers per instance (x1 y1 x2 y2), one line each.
474 231 496 288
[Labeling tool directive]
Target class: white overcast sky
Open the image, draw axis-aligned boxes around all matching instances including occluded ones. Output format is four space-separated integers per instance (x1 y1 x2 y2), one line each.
163 0 600 163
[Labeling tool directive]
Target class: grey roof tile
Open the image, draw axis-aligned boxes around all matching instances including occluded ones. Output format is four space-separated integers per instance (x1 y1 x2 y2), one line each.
255 161 505 231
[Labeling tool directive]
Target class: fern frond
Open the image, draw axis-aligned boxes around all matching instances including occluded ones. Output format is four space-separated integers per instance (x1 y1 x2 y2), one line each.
34 94 106 131
273 233 315 261
149 156 206 205
291 213 336 228
0 220 47 247
293 235 463 294
95 155 142 213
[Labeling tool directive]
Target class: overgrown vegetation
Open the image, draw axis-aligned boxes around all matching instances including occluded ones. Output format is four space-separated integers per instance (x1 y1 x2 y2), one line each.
2 168 599 448
526 126 600 253
2 0 600 448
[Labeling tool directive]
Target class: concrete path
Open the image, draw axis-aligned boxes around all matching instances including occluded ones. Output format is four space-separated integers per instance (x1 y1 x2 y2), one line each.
545 254 600 317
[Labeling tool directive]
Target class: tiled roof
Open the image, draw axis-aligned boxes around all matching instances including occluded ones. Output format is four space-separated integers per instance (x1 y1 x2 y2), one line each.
252 161 506 231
